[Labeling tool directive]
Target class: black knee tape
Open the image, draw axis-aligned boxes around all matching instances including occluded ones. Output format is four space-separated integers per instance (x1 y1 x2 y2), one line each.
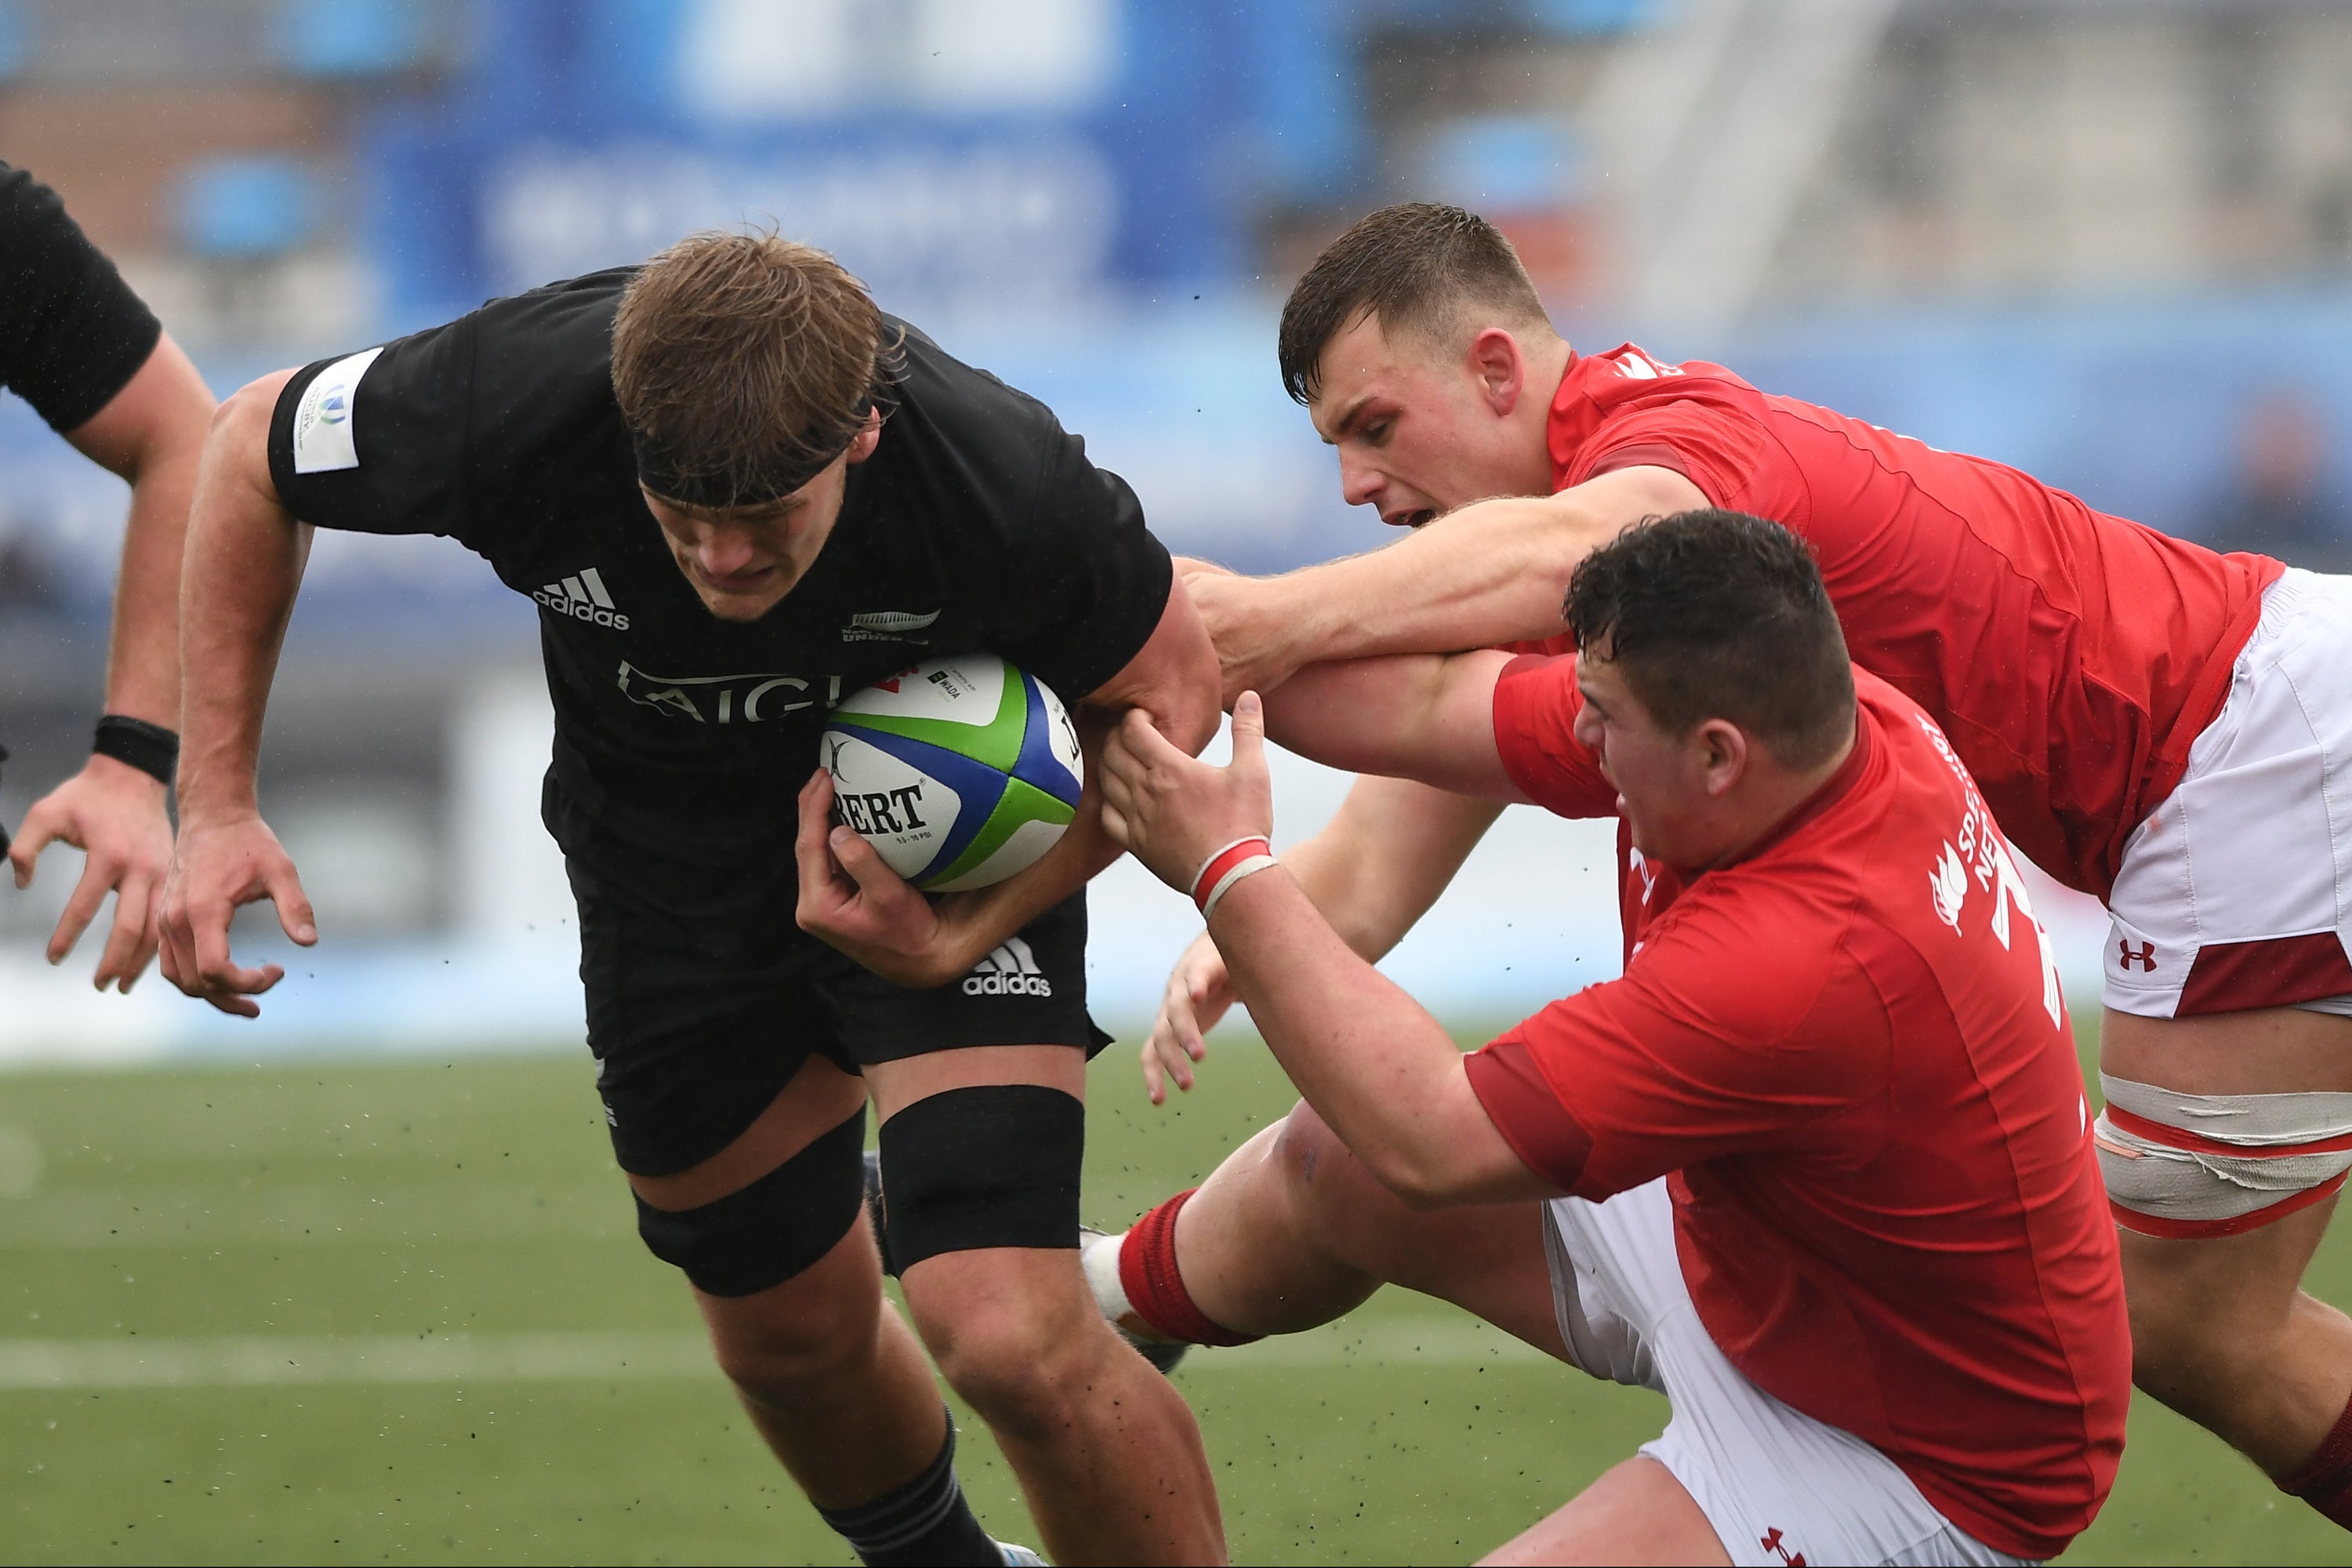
877 1085 1083 1272
635 1106 869 1298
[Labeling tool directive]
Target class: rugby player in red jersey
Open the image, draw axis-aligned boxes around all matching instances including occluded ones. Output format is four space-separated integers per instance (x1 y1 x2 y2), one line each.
1092 510 2129 1564
1140 203 2352 1526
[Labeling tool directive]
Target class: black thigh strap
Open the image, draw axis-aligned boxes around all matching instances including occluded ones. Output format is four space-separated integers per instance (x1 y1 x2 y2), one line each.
877 1085 1083 1273
634 1105 869 1298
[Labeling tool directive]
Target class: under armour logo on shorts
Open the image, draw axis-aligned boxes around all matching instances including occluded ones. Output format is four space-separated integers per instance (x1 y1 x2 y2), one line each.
2118 939 2158 972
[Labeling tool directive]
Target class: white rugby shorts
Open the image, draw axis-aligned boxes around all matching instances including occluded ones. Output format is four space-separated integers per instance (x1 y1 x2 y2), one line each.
1541 1180 2030 1568
2106 568 2352 1018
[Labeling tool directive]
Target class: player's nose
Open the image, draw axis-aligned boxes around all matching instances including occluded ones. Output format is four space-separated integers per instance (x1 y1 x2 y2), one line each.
696 526 761 575
1339 452 1385 511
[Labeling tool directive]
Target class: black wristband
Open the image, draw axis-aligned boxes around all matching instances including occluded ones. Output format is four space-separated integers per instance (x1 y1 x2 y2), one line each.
93 714 178 786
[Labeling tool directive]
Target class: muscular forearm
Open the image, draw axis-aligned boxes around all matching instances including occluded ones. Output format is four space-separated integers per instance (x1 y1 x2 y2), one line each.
1247 466 1699 667
64 335 216 728
1279 778 1504 962
1280 827 1402 959
1102 691 1540 1189
1259 651 1516 799
177 380 304 821
1259 655 1450 774
1259 498 1592 661
101 443 201 724
1210 868 1544 1206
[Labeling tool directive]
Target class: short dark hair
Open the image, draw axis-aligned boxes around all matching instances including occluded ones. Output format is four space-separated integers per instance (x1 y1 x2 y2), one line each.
1564 510 1855 768
1277 202 1550 406
612 230 896 510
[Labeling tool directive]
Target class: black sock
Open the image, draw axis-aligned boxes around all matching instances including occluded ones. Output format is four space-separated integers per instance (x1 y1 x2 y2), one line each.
816 1415 1002 1567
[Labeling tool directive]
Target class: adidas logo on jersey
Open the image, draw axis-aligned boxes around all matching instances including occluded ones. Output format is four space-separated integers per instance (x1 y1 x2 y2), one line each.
963 936 1052 997
843 609 940 643
535 568 630 630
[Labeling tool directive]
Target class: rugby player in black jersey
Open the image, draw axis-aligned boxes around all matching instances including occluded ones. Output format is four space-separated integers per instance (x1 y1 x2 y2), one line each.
1 161 215 989
158 234 1226 1565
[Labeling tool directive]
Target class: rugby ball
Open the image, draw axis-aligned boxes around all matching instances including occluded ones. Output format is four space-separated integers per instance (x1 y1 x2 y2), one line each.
822 655 1083 891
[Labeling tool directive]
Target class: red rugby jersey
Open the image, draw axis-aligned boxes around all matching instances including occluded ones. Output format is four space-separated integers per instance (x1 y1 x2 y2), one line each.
1548 345 2281 899
1466 658 2129 1561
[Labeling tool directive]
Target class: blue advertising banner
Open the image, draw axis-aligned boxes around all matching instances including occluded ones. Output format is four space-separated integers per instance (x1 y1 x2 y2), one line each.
358 0 1366 325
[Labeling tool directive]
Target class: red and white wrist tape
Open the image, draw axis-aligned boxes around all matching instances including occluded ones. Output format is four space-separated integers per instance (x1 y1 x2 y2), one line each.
1190 836 1276 922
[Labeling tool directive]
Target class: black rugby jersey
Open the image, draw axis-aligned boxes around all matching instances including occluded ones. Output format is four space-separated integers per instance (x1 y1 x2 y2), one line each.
1 161 163 433
264 269 1171 862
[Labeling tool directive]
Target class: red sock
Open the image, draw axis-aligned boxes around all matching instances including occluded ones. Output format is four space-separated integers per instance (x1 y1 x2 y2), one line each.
1116 1189 1262 1348
2283 1389 2352 1530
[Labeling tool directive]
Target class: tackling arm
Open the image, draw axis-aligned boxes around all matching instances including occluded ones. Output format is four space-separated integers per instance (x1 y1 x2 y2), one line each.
1138 649 1522 1098
1212 866 1553 1206
1101 696 1558 1205
1287 777 1506 962
156 369 320 1016
1258 649 1524 800
1142 776 1503 1102
1192 464 1702 703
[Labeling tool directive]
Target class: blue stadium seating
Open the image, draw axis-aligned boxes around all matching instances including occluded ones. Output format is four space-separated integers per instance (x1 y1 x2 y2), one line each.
174 155 321 261
0 1 28 82
273 0 427 80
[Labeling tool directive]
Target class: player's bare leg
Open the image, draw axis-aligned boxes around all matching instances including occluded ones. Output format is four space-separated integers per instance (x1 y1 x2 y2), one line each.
2104 1006 2352 1519
1121 1099 1566 1358
1480 1456 1731 1567
1097 1105 1730 1565
630 1056 952 1512
694 1225 949 1504
2122 1201 2351 1465
901 1247 1220 1563
870 1044 1225 1566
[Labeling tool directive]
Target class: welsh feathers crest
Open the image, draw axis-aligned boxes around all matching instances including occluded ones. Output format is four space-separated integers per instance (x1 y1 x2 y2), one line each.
1930 841 1968 931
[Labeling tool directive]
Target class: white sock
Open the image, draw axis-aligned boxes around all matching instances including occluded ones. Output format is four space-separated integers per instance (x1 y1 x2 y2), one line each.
1081 1228 1135 1323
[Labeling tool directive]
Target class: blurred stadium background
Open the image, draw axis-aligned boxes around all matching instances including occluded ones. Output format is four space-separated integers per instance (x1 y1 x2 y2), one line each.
6 2 2352 1561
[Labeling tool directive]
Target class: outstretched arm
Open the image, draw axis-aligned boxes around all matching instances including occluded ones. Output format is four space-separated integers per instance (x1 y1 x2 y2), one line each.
1142 776 1503 1103
156 370 320 1017
1189 464 1701 703
1139 646 1530 1101
1100 695 1559 1207
8 333 213 989
1257 649 1526 800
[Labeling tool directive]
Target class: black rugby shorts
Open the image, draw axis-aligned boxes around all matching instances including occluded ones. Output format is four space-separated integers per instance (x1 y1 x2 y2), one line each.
558 813 1109 1178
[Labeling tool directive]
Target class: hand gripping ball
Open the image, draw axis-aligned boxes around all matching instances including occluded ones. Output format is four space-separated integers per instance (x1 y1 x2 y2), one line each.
822 655 1084 891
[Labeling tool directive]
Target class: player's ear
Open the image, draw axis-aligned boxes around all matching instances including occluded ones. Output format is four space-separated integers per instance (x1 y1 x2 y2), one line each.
1697 718 1747 797
844 406 884 464
1468 328 1525 417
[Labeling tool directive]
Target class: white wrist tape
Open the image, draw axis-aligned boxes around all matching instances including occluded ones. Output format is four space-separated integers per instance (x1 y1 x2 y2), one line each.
1190 836 1277 923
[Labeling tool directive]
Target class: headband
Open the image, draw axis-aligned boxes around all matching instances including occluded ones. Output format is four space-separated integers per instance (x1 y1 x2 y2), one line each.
630 393 874 510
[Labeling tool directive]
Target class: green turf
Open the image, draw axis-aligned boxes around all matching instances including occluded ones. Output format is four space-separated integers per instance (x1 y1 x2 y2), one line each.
0 1029 2344 1564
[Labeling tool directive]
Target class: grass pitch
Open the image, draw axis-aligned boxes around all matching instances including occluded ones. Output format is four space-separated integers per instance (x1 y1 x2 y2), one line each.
0 1035 2343 1564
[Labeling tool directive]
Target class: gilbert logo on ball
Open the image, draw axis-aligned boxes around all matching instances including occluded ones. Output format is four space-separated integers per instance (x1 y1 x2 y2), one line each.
822 655 1083 891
